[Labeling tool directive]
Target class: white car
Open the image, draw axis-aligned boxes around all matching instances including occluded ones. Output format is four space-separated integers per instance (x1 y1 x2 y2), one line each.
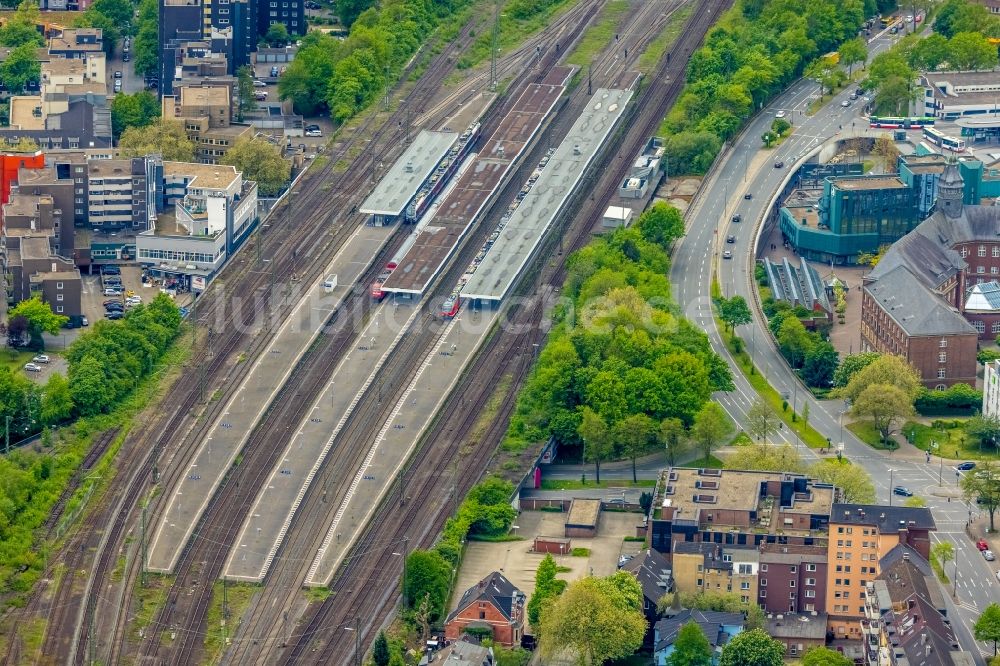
905 14 913 21
126 296 142 305
24 363 42 372
305 129 323 137
775 110 787 119
840 100 851 107
31 354 49 364
253 79 267 87
104 287 123 296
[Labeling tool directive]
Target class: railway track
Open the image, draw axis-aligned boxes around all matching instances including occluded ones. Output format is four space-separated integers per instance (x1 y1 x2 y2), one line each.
23 14 480 666
274 0 728 661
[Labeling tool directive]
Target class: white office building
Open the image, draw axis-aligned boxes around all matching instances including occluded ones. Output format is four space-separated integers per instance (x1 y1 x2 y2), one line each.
984 358 1000 418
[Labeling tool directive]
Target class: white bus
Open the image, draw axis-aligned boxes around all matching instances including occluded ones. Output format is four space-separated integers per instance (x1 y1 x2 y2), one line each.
923 126 966 152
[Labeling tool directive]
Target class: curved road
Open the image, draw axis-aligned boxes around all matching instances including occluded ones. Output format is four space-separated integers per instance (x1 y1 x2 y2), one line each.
670 27 995 664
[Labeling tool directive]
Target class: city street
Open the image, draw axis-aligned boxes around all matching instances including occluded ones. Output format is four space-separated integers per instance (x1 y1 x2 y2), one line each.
670 25 997 664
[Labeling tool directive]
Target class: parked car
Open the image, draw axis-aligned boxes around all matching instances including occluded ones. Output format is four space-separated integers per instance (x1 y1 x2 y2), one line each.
114 71 122 79
892 486 912 497
723 250 733 260
106 311 124 320
270 66 280 77
102 265 120 275
254 91 268 101
253 79 267 87
104 287 123 296
985 550 996 562
978 539 990 551
103 299 122 307
106 304 125 313
24 362 42 372
305 128 323 137
774 161 784 168
31 354 49 364
126 296 142 305
957 461 977 471
81 316 89 326
726 235 736 244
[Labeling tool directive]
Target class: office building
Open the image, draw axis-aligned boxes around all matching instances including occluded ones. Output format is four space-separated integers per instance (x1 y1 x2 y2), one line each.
921 70 1000 120
162 84 253 163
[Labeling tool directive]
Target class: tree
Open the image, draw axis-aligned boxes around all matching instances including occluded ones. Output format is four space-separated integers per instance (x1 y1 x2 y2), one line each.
372 631 390 666
669 622 713 666
851 384 915 444
976 603 1000 656
777 317 813 368
903 495 927 507
745 399 779 443
277 32 338 116
236 65 258 122
803 340 839 388
932 541 954 584
538 573 647 665
579 407 612 483
967 414 1000 449
690 402 734 465
833 352 880 388
659 417 688 466
910 33 952 71
0 43 39 95
403 550 452 621
674 591 765 630
336 0 376 27
7 315 27 348
636 202 685 247
40 373 73 426
0 1 44 47
8 297 68 350
119 120 196 162
727 443 805 473
719 296 752 332
133 0 159 78
802 646 854 666
221 137 291 197
948 31 998 71
961 462 1000 532
110 91 160 140
839 37 868 76
841 354 921 403
264 22 290 47
811 459 876 503
528 554 565 627
616 413 654 482
89 0 134 33
718 628 785 666
74 8 121 56
68 355 112 416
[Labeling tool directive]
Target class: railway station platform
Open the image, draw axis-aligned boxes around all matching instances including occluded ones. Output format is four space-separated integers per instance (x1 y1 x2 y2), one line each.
303 304 503 586
145 223 396 574
380 66 574 296
461 87 633 303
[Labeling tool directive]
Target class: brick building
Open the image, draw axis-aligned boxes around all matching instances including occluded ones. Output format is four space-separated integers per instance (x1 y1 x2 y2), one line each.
671 542 759 603
825 504 936 640
444 572 525 648
758 543 829 615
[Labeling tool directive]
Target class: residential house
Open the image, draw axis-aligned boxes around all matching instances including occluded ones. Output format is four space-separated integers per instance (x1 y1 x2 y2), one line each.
653 609 744 666
444 572 526 648
767 613 828 659
620 549 673 623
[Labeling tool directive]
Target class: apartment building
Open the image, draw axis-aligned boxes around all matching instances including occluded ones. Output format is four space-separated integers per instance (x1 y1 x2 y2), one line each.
649 468 835 555
47 29 103 59
162 85 253 164
136 161 257 290
1 193 81 316
672 543 759 604
863 546 970 666
758 543 829 615
826 504 936 640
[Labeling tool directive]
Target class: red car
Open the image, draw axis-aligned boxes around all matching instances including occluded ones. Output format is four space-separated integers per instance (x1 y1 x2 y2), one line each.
977 539 989 551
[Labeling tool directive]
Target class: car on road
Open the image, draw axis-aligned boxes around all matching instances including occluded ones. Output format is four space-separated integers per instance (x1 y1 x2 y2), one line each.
305 128 323 137
31 354 49 364
744 192 752 200
978 539 990 551
106 311 124 320
774 161 784 168
732 214 741 223
957 461 977 471
726 235 736 244
905 14 913 21
123 54 130 62
840 99 851 107
722 250 733 259
985 550 996 561
775 110 786 119
253 79 267 87
103 287 123 296
892 486 912 497
24 363 42 372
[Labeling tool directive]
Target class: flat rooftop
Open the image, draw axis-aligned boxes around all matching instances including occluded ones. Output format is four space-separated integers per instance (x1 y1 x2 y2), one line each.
9 96 44 130
784 204 821 229
832 176 907 191
163 161 239 190
359 130 459 217
461 88 632 301
566 498 600 528
382 69 571 294
88 159 133 178
4 193 52 218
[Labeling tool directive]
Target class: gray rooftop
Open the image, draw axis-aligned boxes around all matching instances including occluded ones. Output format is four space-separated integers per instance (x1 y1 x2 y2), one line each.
764 256 831 313
865 265 976 337
358 130 458 217
460 88 632 301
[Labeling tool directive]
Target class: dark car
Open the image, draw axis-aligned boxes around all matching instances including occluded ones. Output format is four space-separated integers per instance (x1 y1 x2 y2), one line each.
106 311 124 320
123 54 130 62
103 299 122 308
105 303 125 313
774 160 784 169
957 461 977 471
731 214 741 223
270 66 280 77
726 235 736 244
102 265 120 275
744 192 752 200
892 486 913 497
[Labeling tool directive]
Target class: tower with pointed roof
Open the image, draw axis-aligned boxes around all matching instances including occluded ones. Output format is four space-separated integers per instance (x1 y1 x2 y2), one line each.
936 159 964 219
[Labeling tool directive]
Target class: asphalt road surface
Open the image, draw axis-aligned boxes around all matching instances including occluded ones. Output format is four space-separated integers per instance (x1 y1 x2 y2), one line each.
670 25 996 665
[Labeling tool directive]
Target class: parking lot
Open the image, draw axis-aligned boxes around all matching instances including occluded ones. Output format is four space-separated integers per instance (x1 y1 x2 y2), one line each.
22 353 69 384
81 264 154 326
